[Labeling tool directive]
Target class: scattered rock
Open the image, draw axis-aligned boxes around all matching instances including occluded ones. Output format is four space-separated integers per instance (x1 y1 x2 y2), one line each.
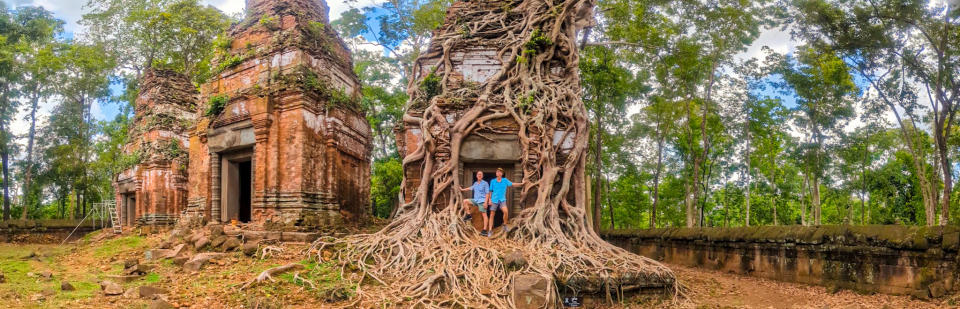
22 251 38 260
41 287 56 296
60 281 75 291
147 299 176 309
39 271 53 279
0 272 5 283
124 258 140 269
29 293 44 302
242 242 259 256
280 231 319 243
210 236 226 249
929 281 947 298
158 241 172 249
123 287 139 299
183 253 226 272
512 274 550 309
503 251 527 269
138 285 169 299
223 225 242 237
106 275 143 283
208 224 224 237
100 280 124 296
194 236 210 250
124 263 153 276
221 237 241 251
26 272 36 278
171 256 189 266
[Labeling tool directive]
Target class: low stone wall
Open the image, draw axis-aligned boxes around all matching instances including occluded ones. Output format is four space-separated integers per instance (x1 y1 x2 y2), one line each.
602 225 960 299
0 219 102 243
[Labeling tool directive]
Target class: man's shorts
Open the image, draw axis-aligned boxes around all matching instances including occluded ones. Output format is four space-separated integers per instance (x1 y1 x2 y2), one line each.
469 200 487 213
488 201 507 212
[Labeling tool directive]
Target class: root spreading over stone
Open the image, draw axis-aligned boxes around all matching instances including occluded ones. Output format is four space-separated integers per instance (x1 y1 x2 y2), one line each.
311 0 676 306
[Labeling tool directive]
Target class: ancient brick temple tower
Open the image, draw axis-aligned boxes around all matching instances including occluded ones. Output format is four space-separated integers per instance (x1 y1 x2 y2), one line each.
186 0 371 230
114 69 197 226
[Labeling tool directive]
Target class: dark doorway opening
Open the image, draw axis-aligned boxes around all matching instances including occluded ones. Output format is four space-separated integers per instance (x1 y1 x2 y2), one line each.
238 161 251 223
221 149 253 223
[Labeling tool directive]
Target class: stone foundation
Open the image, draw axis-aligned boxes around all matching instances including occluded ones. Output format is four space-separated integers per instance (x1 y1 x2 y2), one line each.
602 225 960 299
0 220 100 243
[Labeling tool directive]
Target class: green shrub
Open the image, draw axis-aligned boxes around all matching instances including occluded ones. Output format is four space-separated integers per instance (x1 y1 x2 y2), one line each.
419 72 441 101
205 94 229 117
259 15 279 30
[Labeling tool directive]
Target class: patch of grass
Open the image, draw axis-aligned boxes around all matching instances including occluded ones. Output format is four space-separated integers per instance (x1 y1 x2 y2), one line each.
144 272 161 283
57 281 99 300
280 259 356 303
93 235 146 258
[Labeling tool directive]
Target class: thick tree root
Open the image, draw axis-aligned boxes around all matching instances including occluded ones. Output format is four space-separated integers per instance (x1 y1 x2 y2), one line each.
240 263 305 290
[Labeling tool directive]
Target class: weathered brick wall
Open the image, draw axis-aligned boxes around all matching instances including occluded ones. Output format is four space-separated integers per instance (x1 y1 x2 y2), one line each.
603 226 960 299
114 69 197 226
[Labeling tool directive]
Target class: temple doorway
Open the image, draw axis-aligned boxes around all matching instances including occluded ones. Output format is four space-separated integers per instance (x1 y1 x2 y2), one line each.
221 150 253 223
122 193 135 226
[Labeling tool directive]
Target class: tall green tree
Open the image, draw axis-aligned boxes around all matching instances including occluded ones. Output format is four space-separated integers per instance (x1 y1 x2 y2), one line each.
13 6 63 219
776 46 858 225
81 0 231 83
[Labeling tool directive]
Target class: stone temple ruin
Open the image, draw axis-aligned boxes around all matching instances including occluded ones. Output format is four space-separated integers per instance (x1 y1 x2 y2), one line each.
115 69 197 226
115 0 372 234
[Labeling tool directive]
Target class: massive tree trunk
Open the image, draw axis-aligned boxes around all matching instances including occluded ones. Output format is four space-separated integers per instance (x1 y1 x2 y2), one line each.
21 93 40 219
593 106 603 230
744 110 751 227
650 134 664 229
313 0 675 306
1 138 9 222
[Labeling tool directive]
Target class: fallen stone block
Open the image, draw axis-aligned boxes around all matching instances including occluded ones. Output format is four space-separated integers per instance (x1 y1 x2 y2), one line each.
124 263 153 276
138 285 169 299
242 242 259 256
148 299 175 309
208 224 224 237
171 256 189 266
210 236 226 249
194 236 210 250
222 237 241 251
60 281 75 291
512 274 550 309
106 275 142 283
123 258 139 269
183 253 227 272
281 232 319 243
100 280 124 296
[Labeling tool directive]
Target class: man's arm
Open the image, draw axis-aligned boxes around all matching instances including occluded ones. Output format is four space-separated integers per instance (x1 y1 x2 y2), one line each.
512 181 525 187
460 183 473 192
486 193 492 206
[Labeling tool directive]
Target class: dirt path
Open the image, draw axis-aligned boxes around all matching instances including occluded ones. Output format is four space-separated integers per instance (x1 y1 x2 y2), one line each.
670 263 953 308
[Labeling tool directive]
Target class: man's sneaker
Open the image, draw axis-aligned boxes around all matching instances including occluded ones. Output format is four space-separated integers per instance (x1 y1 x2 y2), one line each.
480 230 488 237
462 214 472 222
502 225 511 234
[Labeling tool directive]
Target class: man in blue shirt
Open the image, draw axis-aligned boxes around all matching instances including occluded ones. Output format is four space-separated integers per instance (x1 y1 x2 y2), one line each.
488 167 523 235
459 171 491 236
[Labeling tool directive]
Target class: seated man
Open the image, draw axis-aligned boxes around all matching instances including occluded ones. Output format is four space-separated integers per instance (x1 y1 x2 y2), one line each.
487 167 524 235
460 171 491 236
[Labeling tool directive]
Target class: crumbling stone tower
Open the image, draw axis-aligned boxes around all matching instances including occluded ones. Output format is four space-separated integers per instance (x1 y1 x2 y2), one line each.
187 0 371 230
114 69 197 226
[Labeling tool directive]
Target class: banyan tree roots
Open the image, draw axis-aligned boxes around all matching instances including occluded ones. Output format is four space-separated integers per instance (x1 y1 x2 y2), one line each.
311 0 676 307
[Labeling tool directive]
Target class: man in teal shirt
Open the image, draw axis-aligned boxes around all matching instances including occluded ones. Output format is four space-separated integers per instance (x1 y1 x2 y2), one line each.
487 167 523 235
460 171 492 236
